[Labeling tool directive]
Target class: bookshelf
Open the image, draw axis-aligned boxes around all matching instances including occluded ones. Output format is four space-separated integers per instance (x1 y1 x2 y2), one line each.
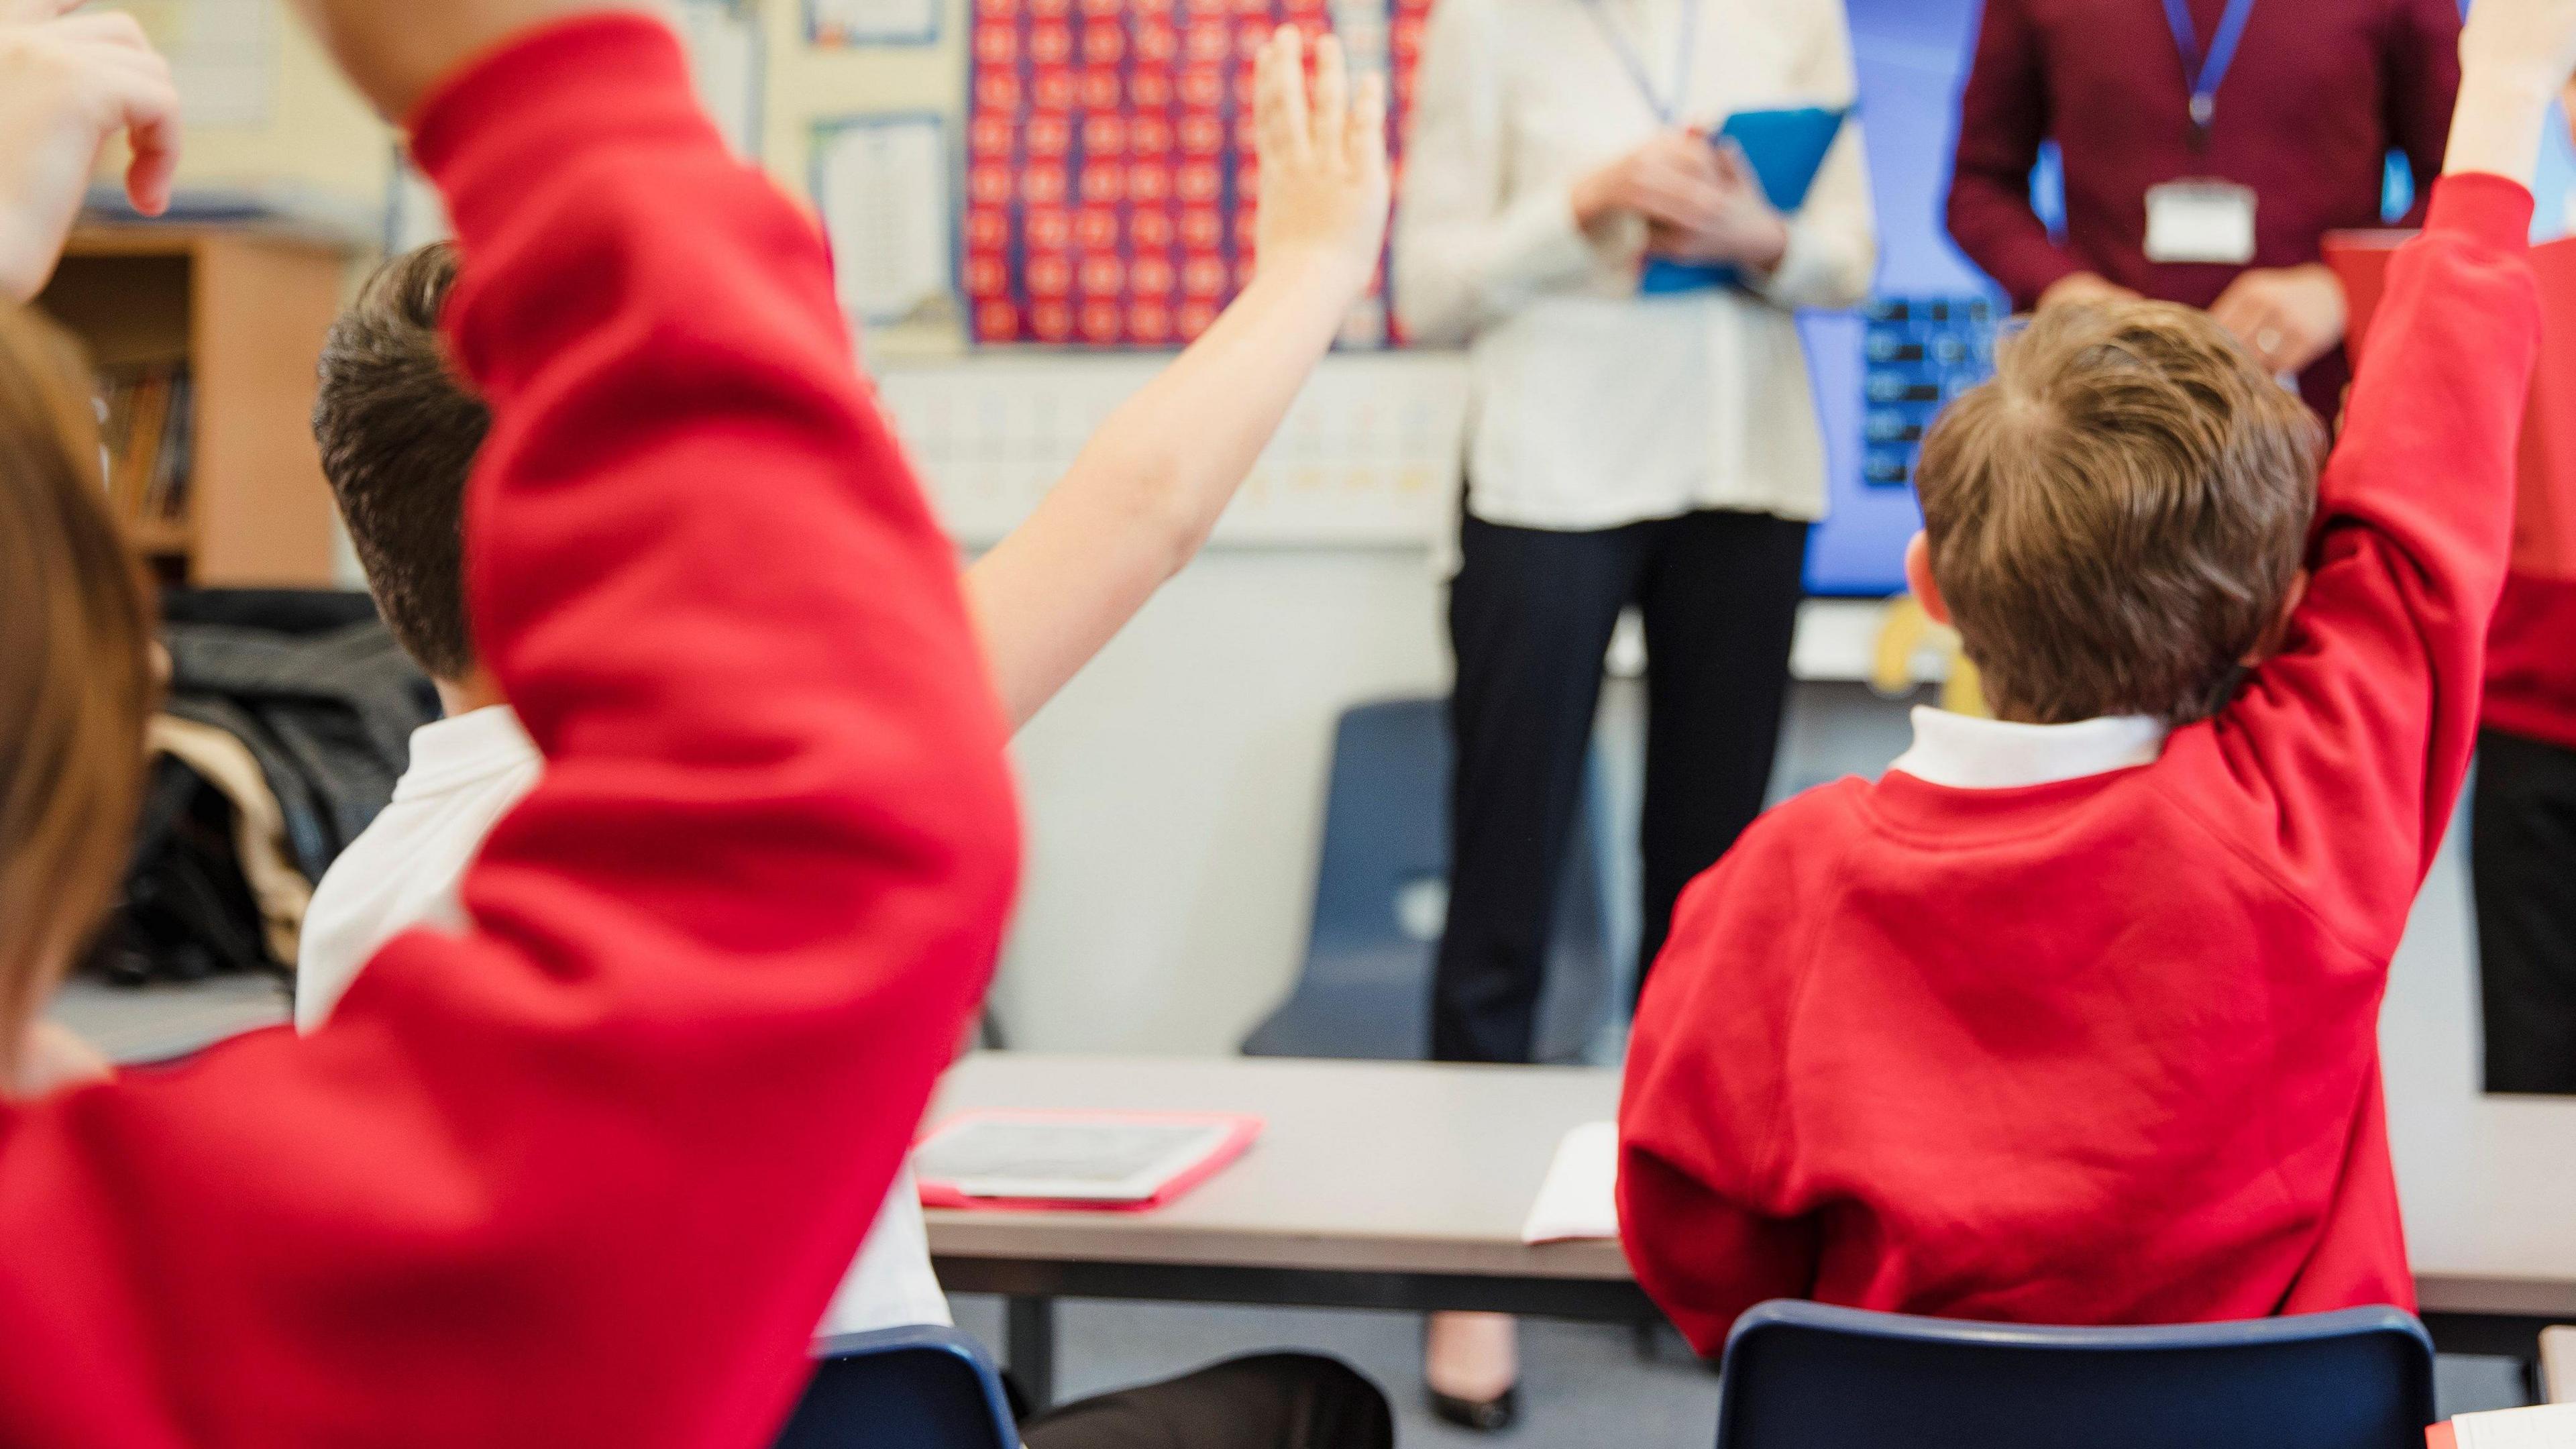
34 225 354 586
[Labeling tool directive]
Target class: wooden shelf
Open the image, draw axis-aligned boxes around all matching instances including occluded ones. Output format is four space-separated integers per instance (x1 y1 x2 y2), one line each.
36 224 359 587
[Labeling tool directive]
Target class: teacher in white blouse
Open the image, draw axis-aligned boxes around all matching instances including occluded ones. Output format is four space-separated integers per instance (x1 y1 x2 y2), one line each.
1393 0 1873 1426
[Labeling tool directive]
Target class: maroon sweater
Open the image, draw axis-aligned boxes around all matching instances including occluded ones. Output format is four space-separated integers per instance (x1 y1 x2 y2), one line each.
1945 0 2460 416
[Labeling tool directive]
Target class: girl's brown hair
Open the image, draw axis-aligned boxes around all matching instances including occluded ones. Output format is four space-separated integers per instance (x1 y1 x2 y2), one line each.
0 301 156 1081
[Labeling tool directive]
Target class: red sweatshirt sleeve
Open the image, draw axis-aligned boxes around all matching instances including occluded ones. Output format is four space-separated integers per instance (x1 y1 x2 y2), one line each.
0 17 1017 1448
2177 174 2536 957
1943 0 2083 310
2382 0 2463 229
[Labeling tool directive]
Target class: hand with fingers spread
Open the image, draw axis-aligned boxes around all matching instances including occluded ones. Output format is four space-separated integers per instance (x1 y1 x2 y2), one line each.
1252 25 1391 300
1570 129 1727 237
1645 139 1791 274
0 9 180 301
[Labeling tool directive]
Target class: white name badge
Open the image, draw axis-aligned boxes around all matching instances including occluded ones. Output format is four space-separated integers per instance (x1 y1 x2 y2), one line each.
2143 180 2258 266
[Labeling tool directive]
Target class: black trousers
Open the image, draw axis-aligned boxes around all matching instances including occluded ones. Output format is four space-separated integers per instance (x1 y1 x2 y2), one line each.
2471 727 2576 1095
1020 1354 1394 1449
1432 507 1811 1065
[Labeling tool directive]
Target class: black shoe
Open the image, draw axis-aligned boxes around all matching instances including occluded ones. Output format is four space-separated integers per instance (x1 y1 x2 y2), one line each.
1427 1383 1520 1433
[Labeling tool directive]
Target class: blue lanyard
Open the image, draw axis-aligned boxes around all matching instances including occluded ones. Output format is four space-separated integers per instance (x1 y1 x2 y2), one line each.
2161 0 2255 147
1580 0 1699 127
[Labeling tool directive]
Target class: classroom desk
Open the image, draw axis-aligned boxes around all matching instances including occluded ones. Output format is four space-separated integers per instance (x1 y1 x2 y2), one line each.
924 1054 1646 1407
926 1053 2576 1407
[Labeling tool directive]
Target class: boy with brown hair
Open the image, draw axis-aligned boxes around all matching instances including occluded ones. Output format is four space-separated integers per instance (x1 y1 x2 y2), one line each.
1618 0 2576 1352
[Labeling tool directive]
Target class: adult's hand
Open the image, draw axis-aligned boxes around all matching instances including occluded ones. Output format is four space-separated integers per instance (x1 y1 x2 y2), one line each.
2036 272 2139 311
2208 262 2347 376
0 12 179 302
1571 129 1727 235
1645 140 1790 274
282 0 657 121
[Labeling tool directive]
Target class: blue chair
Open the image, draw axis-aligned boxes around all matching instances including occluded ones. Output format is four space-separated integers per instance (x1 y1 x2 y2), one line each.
1240 697 1617 1065
1715 1301 2436 1449
772 1326 1018 1449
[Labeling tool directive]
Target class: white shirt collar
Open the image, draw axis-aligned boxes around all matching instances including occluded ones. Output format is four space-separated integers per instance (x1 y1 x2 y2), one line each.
1887 706 2169 791
393 705 539 803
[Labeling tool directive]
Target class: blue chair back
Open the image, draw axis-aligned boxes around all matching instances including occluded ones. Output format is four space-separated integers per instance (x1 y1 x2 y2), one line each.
772 1326 1018 1449
1715 1302 2435 1449
1240 697 1615 1064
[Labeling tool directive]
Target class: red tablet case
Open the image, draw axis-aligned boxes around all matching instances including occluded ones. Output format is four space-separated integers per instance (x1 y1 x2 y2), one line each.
2328 229 2576 581
914 1109 1264 1214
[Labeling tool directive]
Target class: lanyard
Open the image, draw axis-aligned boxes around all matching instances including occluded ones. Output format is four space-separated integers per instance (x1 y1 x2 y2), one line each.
1580 0 1699 127
2161 0 2255 150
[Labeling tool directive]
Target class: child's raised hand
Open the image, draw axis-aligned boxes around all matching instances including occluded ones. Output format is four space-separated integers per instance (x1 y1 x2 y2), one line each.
1251 26 1391 299
0 11 180 299
2445 0 2576 184
2461 0 2576 93
284 0 657 120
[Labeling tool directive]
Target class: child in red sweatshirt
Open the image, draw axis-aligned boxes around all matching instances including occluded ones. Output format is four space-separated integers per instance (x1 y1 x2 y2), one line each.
1619 1 2576 1355
0 5 1020 1445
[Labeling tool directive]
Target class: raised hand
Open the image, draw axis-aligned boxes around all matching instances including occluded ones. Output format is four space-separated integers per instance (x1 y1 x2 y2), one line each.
1252 26 1391 299
0 11 180 301
282 0 656 120
2444 0 2576 185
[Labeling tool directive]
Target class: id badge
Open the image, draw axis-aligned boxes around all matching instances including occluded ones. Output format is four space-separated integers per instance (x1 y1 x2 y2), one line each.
2143 180 2257 266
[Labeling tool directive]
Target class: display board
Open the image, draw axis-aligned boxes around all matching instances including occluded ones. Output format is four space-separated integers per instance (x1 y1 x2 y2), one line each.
958 0 1393 346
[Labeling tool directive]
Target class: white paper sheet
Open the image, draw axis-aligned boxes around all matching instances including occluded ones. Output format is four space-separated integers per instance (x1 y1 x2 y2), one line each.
117 0 278 128
677 0 762 160
815 117 956 328
2456 1404 2576 1449
1521 1121 1620 1245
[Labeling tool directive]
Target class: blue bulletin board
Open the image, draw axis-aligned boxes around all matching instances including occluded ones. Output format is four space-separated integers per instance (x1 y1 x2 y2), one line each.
1800 0 2000 596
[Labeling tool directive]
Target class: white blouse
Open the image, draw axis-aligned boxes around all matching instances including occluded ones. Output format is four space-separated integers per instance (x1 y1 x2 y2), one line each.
1393 0 1876 533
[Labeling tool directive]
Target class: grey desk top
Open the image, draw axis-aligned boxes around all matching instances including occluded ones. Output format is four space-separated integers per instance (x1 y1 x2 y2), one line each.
925 1053 1631 1282
48 973 292 1066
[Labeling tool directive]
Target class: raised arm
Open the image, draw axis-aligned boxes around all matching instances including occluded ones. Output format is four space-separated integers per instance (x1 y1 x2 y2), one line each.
0 9 178 301
2192 10 2568 953
0 13 1018 1447
1942 0 2084 311
965 27 1387 729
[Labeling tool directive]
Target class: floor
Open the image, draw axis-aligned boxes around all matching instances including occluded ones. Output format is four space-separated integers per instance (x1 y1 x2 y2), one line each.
952 1296 2536 1446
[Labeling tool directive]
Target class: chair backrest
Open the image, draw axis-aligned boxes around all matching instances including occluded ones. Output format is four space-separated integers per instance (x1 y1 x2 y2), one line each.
772 1326 1018 1449
1715 1301 2436 1449
1239 696 1614 1064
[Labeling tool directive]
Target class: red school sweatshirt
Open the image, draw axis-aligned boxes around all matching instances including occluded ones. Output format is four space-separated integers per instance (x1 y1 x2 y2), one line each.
1619 174 2540 1356
0 17 1018 1448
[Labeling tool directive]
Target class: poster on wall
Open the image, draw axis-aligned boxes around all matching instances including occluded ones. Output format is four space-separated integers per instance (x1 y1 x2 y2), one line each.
810 0 943 47
120 0 279 129
814 115 961 327
959 0 1393 348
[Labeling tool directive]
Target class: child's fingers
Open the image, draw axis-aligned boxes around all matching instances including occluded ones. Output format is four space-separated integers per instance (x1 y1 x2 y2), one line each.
1311 32 1348 162
101 59 182 215
47 9 154 52
1349 70 1388 177
1265 26 1312 166
1253 30 1300 165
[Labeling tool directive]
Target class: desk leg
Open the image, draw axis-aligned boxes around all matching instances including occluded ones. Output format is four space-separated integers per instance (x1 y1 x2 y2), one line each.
1006 1295 1057 1413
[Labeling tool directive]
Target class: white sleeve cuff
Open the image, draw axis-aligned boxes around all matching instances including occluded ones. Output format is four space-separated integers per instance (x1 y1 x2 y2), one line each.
1481 184 1606 303
1750 217 1866 313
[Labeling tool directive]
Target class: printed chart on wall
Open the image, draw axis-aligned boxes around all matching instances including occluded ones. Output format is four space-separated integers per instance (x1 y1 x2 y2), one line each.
119 0 278 129
814 115 961 329
951 0 1398 347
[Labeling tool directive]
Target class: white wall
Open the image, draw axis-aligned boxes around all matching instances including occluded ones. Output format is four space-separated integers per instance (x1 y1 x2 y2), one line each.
990 547 1450 1054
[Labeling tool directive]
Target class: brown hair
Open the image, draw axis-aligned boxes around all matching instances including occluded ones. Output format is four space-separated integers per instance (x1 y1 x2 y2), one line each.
313 242 488 682
1913 301 2322 725
0 301 156 1077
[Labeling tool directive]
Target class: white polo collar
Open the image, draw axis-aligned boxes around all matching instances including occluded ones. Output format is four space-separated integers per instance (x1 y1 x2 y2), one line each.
1887 706 2169 790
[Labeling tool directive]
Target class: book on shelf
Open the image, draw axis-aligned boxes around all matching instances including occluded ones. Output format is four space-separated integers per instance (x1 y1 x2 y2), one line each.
96 363 192 547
